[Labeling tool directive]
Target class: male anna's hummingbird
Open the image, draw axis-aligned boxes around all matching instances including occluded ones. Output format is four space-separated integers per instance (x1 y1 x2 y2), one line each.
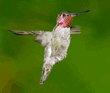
8 10 90 84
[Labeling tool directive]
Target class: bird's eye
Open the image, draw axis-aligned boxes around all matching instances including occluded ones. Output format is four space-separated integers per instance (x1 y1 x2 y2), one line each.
63 14 66 17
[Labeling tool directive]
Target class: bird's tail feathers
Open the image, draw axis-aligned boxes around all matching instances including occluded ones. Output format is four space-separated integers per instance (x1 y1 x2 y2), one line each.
40 58 55 84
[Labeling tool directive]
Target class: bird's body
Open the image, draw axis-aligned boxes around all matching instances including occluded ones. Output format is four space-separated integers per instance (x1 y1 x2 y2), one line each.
51 27 70 61
40 27 70 84
8 10 90 84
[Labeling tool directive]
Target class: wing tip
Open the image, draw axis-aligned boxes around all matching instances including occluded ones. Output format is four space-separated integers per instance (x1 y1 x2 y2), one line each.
8 30 12 32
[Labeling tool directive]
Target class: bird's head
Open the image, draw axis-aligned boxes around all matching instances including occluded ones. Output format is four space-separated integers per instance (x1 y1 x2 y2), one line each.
56 10 90 28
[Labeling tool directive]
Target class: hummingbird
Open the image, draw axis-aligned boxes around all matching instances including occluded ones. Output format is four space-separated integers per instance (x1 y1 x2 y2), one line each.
8 10 90 84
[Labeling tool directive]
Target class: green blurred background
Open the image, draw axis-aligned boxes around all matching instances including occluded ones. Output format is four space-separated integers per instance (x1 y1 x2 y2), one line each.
0 0 110 93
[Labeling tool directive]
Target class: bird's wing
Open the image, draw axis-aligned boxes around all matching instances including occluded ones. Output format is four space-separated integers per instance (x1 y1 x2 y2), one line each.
34 32 53 47
8 30 47 36
70 26 81 34
8 30 52 47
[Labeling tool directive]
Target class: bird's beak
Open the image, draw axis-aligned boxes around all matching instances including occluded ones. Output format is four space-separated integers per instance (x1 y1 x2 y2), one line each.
71 10 90 17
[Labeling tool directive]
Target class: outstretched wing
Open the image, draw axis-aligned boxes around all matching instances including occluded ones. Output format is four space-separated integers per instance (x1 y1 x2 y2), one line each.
8 30 46 36
8 30 53 47
70 26 81 34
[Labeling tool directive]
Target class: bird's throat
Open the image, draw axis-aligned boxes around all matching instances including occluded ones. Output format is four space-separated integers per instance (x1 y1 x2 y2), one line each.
56 17 67 28
56 16 73 28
